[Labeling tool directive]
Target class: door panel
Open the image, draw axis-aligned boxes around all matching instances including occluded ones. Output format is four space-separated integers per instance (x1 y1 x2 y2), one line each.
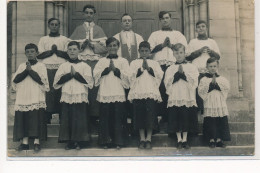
68 0 183 40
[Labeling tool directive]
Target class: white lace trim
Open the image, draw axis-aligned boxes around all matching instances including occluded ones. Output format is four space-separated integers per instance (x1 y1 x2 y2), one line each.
157 59 175 66
15 102 46 111
203 107 229 117
97 94 126 103
45 64 61 70
128 93 162 102
79 54 101 61
167 100 197 108
60 92 89 104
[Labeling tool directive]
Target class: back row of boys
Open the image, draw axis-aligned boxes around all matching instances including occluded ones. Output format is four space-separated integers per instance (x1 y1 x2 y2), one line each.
12 5 230 152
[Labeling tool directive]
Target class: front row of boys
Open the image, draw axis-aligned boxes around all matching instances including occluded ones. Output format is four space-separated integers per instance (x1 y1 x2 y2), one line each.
13 37 231 152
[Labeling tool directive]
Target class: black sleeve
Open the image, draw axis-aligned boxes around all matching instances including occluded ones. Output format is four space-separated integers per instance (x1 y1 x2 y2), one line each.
214 82 221 91
208 82 215 93
147 67 155 77
74 72 88 84
101 67 111 77
37 50 54 59
13 69 29 84
179 72 187 81
56 50 70 60
28 70 44 85
136 68 143 78
208 50 220 60
57 73 73 85
151 44 164 54
186 49 202 61
172 72 181 84
113 68 121 79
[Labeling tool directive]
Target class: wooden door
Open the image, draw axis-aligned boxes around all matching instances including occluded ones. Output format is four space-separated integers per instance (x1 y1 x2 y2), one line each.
68 0 183 40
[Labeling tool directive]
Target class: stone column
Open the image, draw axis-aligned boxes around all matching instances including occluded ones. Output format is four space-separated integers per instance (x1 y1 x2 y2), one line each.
187 0 195 39
56 2 64 35
183 0 190 41
45 1 55 35
234 0 243 97
198 0 208 21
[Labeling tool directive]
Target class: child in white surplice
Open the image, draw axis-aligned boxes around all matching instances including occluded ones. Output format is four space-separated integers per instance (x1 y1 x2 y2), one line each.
53 41 94 150
164 43 199 149
93 37 130 149
128 41 163 149
12 43 49 152
198 57 231 148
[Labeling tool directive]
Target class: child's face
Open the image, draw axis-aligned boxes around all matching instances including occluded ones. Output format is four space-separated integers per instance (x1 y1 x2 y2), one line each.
173 47 185 63
139 47 151 58
160 13 171 28
107 41 119 54
48 20 60 34
67 45 80 60
83 8 95 22
25 48 38 60
121 15 133 31
207 61 219 74
196 23 207 35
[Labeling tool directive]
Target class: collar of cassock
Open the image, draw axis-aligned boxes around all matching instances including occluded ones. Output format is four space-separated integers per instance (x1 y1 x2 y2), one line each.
175 60 187 65
161 27 173 31
28 59 38 65
204 73 220 78
69 58 80 64
197 34 208 40
49 32 60 37
107 54 118 59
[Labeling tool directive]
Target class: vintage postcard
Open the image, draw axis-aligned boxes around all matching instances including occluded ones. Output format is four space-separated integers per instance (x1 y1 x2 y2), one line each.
6 0 255 159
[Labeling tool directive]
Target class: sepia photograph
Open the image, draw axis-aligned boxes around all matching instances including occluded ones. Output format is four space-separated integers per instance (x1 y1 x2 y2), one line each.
6 0 255 158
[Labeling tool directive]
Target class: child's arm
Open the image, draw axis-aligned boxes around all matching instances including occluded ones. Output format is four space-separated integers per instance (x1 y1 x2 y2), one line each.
198 77 211 100
93 59 107 87
216 77 230 99
37 50 54 59
28 69 44 85
56 73 72 85
73 72 88 84
13 69 28 84
118 59 130 89
55 50 70 60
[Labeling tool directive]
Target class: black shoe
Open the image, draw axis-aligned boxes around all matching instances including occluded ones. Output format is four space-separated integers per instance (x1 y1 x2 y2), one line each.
216 141 226 148
34 144 41 152
16 144 29 151
138 141 145 149
209 141 216 148
182 142 190 149
75 143 81 150
177 142 182 149
65 142 76 150
145 141 152 149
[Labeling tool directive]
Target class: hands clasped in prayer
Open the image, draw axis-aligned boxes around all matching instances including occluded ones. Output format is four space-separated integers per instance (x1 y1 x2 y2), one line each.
101 59 121 78
173 64 187 84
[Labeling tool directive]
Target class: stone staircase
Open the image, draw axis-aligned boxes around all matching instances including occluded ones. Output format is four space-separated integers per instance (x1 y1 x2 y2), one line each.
7 89 255 157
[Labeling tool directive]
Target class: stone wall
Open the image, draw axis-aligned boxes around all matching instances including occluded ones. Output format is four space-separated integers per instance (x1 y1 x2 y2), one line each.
239 0 254 102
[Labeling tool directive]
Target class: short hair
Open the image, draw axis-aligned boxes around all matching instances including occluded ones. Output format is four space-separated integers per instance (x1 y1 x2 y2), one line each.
206 57 219 65
139 41 151 50
196 20 207 27
68 41 80 50
159 11 171 19
172 43 185 52
48 18 60 25
25 43 38 52
106 37 120 47
83 4 96 13
121 13 133 22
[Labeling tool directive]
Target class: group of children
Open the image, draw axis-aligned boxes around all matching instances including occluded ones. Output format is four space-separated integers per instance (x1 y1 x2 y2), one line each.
12 10 231 152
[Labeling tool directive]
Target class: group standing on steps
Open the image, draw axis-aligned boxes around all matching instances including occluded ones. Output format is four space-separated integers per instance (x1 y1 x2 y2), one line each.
12 4 231 152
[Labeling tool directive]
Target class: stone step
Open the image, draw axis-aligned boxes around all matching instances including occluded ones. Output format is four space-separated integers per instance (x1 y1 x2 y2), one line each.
8 132 254 149
7 121 255 138
7 146 254 157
